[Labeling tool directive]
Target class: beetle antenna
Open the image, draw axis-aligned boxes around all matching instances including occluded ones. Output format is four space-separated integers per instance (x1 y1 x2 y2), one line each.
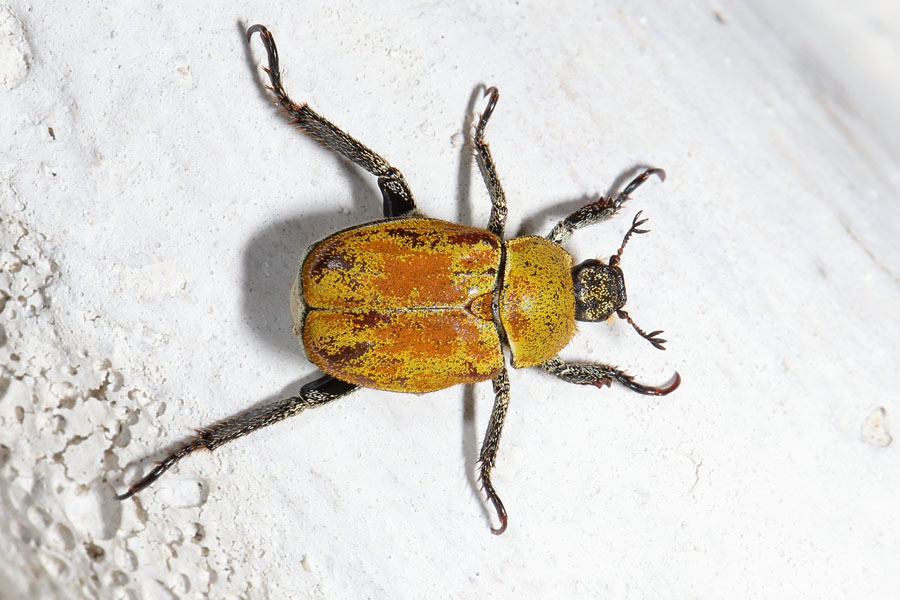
609 211 650 267
616 309 667 350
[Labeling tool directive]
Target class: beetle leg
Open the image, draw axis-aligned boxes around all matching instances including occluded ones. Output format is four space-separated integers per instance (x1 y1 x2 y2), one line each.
478 367 511 535
540 357 680 396
115 375 357 500
546 168 665 245
247 24 416 218
474 86 508 237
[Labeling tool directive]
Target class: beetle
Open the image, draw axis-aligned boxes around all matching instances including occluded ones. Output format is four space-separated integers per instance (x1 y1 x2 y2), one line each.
115 24 680 535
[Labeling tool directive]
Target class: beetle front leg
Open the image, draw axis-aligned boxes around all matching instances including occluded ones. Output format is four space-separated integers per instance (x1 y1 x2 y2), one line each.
540 357 680 396
546 168 665 245
115 375 358 500
478 367 511 535
474 86 508 237
247 25 416 217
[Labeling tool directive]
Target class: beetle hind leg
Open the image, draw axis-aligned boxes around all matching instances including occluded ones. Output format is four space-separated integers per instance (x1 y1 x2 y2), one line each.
115 374 358 500
540 356 680 396
247 25 416 218
474 86 509 237
546 167 665 245
478 367 511 535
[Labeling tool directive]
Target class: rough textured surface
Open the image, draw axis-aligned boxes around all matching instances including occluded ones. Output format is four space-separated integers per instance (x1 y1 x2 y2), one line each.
2 1 898 598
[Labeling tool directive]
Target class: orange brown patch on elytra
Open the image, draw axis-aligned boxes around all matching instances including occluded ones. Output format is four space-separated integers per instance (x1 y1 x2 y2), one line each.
303 308 503 392
301 218 501 311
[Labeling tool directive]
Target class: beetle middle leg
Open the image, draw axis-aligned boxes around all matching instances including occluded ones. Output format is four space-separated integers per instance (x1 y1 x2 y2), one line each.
540 357 680 396
474 86 508 237
247 25 416 218
116 375 357 500
478 367 511 535
546 167 665 245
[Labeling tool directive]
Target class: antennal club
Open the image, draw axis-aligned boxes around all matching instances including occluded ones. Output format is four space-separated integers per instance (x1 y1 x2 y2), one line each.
617 309 667 350
609 211 650 267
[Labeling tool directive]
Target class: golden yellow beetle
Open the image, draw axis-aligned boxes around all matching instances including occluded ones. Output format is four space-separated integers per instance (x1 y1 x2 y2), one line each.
116 24 680 535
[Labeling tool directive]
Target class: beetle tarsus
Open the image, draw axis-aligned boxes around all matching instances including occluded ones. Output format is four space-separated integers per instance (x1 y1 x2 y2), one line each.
479 85 500 127
613 167 665 212
115 440 205 500
541 357 680 396
247 24 282 92
620 371 681 396
484 478 509 536
546 167 665 245
245 23 265 42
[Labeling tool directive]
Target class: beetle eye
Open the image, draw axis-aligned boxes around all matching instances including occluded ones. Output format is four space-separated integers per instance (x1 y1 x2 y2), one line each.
572 260 626 322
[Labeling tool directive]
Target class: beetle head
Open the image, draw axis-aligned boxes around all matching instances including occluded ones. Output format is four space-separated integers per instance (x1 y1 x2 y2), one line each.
572 211 668 350
572 259 626 322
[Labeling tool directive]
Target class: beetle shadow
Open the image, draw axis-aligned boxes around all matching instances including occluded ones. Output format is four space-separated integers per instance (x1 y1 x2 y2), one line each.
515 165 661 238
239 157 380 358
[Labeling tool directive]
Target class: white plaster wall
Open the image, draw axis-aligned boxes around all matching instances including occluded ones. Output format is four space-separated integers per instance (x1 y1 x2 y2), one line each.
1 1 898 598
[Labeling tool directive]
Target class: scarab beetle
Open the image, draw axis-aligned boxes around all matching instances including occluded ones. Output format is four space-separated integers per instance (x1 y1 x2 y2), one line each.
115 24 680 535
